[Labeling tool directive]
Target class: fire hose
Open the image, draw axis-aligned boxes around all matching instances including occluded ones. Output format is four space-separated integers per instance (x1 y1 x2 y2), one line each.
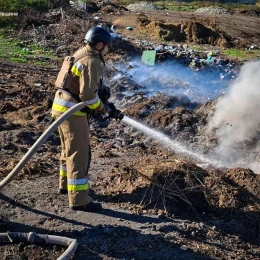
0 102 86 190
0 102 85 259
0 101 123 259
0 232 78 260
0 100 123 190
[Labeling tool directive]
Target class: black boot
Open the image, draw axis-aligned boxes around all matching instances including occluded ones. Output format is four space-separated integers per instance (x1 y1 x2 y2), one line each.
70 201 102 212
58 189 68 194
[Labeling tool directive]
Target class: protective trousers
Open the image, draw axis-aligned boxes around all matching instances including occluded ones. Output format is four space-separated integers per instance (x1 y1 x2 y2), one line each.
53 90 92 207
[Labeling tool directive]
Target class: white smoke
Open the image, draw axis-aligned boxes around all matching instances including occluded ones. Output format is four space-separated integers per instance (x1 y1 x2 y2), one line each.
109 58 229 102
208 60 260 172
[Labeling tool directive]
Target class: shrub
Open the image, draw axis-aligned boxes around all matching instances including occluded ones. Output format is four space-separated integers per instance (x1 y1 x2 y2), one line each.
0 0 55 12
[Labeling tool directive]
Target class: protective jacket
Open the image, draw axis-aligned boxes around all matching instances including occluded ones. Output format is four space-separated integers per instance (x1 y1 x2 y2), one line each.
52 45 105 207
53 45 105 116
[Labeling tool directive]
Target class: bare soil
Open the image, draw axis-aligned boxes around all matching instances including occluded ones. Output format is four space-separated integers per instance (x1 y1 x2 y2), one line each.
111 9 260 48
0 3 260 260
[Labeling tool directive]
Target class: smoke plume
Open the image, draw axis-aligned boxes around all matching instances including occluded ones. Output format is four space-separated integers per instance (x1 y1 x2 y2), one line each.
208 60 260 172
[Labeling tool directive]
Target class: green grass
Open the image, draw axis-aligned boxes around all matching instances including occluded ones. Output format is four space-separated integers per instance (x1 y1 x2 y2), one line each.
0 0 54 12
0 35 56 65
188 44 209 51
156 2 196 12
115 1 260 13
153 1 260 12
223 48 260 60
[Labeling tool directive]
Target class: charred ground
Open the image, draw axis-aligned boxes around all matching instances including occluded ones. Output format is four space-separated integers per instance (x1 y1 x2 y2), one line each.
0 2 260 260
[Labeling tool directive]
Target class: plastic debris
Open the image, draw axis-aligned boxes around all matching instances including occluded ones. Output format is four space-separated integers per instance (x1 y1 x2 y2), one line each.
180 245 188 250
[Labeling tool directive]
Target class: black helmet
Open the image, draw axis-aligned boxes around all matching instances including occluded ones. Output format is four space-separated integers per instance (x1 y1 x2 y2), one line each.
85 26 112 46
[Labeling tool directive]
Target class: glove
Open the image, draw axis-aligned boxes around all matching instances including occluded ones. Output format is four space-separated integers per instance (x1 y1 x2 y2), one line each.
98 85 111 103
107 103 124 120
91 113 110 128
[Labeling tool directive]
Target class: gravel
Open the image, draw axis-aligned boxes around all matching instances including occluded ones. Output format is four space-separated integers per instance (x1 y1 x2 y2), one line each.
126 1 161 12
195 6 233 15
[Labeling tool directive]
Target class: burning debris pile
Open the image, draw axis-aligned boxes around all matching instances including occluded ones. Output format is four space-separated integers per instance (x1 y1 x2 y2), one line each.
104 58 260 175
106 54 237 109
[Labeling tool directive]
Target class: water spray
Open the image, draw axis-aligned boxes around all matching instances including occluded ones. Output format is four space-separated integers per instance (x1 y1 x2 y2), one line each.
122 115 223 168
0 103 223 258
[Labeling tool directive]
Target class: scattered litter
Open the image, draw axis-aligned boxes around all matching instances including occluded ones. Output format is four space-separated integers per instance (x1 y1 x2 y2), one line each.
126 26 133 31
33 83 42 87
141 50 156 66
110 25 116 33
154 45 164 51
180 245 188 250
180 23 184 34
111 32 121 39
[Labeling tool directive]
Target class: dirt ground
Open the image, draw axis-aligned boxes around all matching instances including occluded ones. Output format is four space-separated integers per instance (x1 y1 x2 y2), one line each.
0 2 260 260
112 9 260 48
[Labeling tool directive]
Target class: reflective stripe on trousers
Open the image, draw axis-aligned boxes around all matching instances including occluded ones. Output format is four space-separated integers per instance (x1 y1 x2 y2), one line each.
60 165 67 177
53 89 92 206
68 178 89 191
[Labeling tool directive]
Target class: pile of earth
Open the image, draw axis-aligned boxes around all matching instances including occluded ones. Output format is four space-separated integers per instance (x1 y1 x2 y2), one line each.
135 13 232 48
237 9 260 17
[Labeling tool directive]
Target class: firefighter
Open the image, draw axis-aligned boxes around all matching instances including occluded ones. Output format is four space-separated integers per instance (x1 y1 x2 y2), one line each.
52 26 112 212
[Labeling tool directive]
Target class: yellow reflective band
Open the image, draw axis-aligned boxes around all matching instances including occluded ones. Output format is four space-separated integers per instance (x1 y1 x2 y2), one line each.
71 65 81 77
60 165 67 171
52 103 86 116
86 98 101 110
60 170 67 177
68 184 89 191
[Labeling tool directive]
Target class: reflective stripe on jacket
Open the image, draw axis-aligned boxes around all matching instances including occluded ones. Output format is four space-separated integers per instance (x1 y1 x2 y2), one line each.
68 45 105 113
52 96 87 116
71 61 83 77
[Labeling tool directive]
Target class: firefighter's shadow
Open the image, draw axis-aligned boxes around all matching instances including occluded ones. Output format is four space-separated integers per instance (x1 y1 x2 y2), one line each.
0 220 212 260
74 223 212 260
0 195 210 259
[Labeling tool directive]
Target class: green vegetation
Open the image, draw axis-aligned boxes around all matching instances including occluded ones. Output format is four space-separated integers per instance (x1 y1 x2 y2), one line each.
0 0 58 32
156 2 196 12
0 0 55 12
154 1 260 12
223 48 260 60
0 35 56 65
188 44 209 51
116 0 260 12
0 17 18 32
